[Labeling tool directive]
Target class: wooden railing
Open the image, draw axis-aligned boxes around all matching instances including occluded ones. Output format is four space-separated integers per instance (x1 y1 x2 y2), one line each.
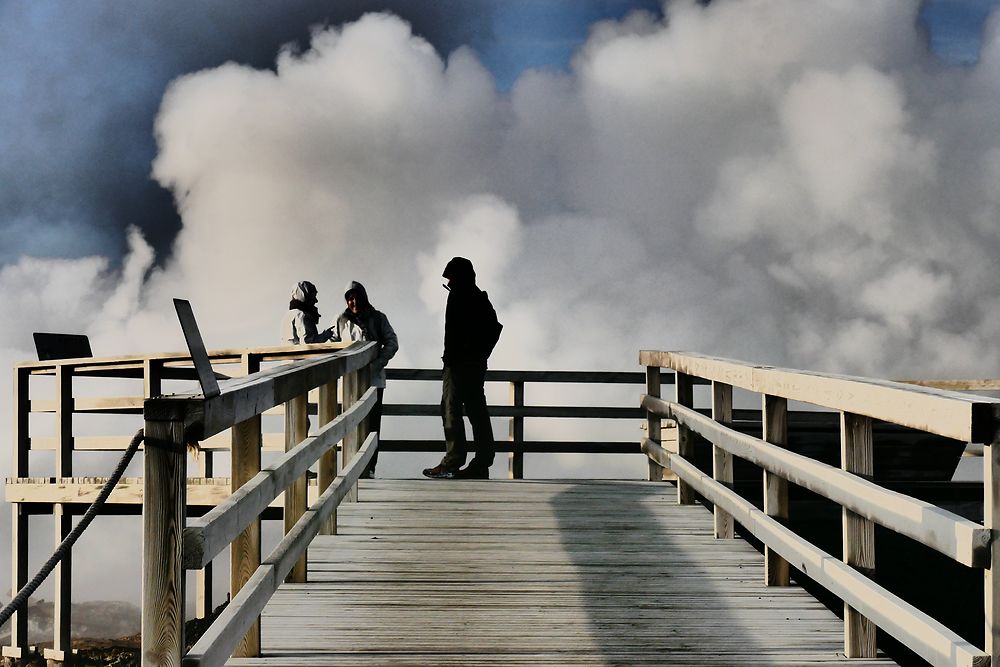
381 368 649 477
142 340 379 666
640 350 1000 667
4 345 652 664
4 342 360 663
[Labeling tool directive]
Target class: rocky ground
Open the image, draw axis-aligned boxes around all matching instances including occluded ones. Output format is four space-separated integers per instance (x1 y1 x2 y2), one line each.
3 605 223 666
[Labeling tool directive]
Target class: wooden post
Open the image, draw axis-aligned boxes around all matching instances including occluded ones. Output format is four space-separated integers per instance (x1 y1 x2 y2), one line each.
841 412 876 657
509 381 524 479
4 367 30 662
195 450 213 620
45 366 74 665
319 378 340 535
342 371 359 503
675 371 695 504
762 394 790 586
231 353 262 657
142 419 187 667
284 392 309 583
985 440 1000 663
711 382 735 539
646 367 663 482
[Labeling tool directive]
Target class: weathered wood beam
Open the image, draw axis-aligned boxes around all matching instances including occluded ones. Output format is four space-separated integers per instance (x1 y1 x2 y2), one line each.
643 395 991 568
642 438 989 667
640 350 1000 443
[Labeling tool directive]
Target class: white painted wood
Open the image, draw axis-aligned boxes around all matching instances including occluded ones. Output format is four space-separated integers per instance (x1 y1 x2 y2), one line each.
643 439 989 667
643 395 990 567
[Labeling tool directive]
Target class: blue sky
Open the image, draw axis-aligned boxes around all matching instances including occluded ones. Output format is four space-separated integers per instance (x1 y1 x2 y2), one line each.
0 0 995 267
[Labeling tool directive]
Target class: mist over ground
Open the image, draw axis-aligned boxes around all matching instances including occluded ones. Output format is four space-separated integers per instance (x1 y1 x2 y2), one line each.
3 0 1000 608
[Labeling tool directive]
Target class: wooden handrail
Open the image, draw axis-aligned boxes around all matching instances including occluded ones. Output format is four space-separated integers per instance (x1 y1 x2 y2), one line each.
641 349 1000 665
142 342 378 666
181 433 377 667
144 342 376 440
184 388 376 568
641 350 1000 442
643 394 990 567
642 438 989 667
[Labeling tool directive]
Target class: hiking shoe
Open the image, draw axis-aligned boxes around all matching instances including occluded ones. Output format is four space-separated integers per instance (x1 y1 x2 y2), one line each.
422 465 457 479
456 465 489 479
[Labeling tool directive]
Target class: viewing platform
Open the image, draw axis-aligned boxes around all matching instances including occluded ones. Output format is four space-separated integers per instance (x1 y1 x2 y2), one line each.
4 307 1000 666
230 477 892 666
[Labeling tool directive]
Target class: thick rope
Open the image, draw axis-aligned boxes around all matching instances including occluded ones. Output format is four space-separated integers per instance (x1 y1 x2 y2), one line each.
0 428 145 631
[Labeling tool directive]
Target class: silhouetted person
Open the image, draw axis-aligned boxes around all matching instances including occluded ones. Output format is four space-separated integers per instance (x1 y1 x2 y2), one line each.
331 281 398 478
423 257 502 479
282 281 333 344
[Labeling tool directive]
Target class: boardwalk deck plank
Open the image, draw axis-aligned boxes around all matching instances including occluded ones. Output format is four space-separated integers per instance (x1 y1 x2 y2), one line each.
228 479 895 666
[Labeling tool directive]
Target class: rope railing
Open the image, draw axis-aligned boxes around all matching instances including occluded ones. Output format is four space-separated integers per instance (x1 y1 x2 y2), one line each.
0 428 145 631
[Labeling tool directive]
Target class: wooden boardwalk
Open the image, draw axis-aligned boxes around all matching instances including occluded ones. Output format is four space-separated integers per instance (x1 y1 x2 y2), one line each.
228 478 894 666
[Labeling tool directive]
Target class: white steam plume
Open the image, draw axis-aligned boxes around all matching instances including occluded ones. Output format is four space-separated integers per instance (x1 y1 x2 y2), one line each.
4 0 1000 604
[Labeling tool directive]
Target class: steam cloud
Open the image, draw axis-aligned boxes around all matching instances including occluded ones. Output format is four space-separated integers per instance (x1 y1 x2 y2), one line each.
3 0 1000 604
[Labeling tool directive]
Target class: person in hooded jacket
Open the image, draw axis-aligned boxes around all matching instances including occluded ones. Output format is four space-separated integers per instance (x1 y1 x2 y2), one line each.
423 257 502 480
330 281 399 478
282 281 333 344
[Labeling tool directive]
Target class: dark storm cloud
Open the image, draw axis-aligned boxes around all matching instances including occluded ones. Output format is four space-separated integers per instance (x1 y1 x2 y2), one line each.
0 1 495 265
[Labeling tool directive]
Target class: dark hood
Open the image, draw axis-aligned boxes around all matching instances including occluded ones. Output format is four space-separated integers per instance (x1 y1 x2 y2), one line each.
443 257 476 285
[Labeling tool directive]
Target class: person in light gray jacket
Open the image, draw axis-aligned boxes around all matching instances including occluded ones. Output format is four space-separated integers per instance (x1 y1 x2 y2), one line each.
281 280 333 344
331 280 399 477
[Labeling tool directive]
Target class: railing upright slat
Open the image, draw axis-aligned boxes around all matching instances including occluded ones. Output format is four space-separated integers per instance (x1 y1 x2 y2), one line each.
284 392 309 583
4 367 30 661
646 367 663 482
509 381 524 479
318 378 339 535
675 371 695 504
985 442 1000 663
841 412 876 657
142 418 187 667
762 394 789 586
342 371 359 503
231 353 262 657
47 365 74 665
711 382 734 539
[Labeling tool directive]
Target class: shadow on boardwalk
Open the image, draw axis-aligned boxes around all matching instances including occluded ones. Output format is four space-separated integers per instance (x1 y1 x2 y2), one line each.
549 480 885 666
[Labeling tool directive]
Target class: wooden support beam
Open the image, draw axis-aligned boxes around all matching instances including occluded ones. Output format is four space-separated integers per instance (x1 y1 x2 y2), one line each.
986 442 1000 664
230 352 262 659
283 393 308 584
342 372 359 504
711 382 734 540
841 412 876 657
45 366 73 665
318 379 339 535
5 368 30 660
508 381 524 479
142 419 187 667
645 367 663 482
762 394 790 586
196 449 214 621
675 372 695 504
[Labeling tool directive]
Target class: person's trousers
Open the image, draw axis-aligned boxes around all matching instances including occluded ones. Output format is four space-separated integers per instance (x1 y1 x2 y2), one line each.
365 388 384 474
439 364 495 471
